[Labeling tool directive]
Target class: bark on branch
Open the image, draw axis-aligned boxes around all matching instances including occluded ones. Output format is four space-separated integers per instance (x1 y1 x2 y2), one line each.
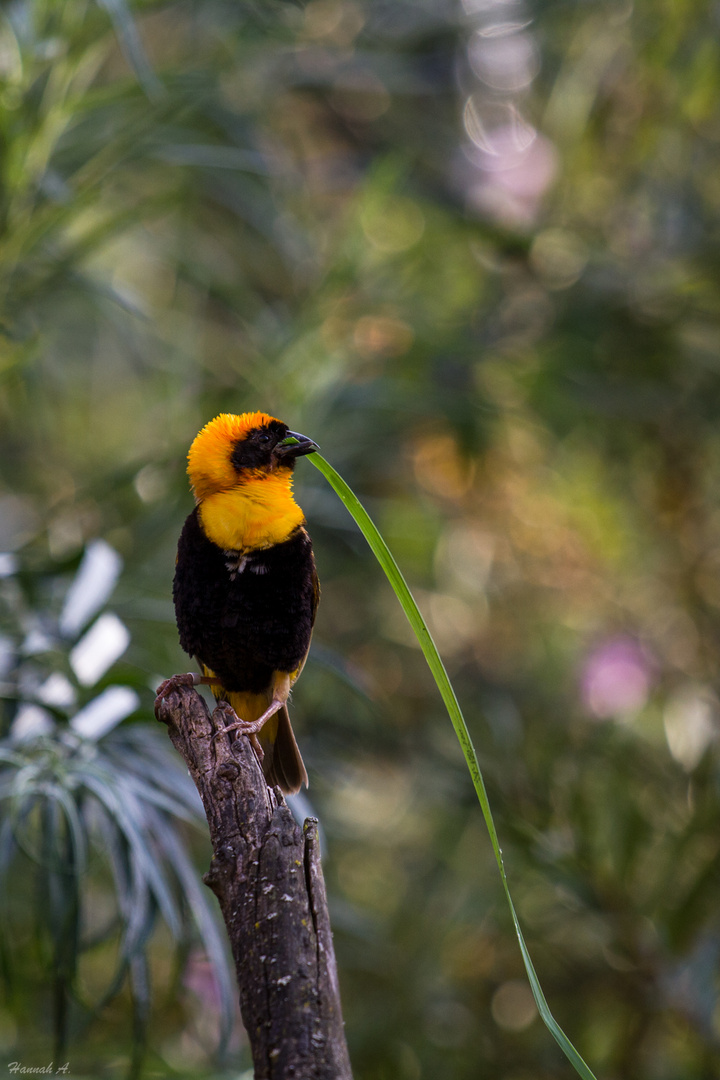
155 683 352 1080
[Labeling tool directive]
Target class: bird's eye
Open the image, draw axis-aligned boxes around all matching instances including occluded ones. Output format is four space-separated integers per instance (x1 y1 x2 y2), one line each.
258 433 271 444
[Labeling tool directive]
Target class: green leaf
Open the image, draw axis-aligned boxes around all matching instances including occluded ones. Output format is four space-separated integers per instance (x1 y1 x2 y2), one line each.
78 768 182 940
309 452 597 1080
41 780 88 875
152 817 236 1058
96 0 163 101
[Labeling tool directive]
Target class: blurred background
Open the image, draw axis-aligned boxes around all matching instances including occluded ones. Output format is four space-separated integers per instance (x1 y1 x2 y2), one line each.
1 0 720 1077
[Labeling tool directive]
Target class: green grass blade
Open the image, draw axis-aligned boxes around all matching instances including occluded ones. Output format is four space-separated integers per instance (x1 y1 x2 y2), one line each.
308 453 597 1080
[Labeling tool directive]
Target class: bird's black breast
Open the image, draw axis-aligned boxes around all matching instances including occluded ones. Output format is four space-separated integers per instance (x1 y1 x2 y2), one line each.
173 508 318 694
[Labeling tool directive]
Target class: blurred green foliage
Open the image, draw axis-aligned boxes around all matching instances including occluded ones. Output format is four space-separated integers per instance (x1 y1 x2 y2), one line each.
2 0 720 1077
0 543 236 1077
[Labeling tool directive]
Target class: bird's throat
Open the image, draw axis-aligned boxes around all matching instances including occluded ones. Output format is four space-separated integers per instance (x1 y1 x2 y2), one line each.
198 475 305 553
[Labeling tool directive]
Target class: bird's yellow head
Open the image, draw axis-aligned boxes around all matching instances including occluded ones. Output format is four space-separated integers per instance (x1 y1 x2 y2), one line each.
187 412 318 552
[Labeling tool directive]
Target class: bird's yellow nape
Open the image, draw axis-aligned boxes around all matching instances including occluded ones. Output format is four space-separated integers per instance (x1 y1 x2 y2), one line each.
187 411 280 501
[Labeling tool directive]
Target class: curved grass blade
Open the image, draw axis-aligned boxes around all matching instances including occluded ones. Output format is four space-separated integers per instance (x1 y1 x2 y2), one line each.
150 814 236 1058
101 730 203 821
309 453 597 1080
78 769 181 939
41 781 88 874
96 0 163 101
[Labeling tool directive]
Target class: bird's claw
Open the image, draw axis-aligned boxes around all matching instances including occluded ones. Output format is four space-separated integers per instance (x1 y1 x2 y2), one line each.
211 701 239 738
212 703 264 762
249 733 265 762
156 672 199 700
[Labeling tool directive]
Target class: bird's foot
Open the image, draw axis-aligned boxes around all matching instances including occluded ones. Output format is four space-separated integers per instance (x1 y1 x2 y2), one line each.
212 702 265 763
156 672 202 700
214 696 286 740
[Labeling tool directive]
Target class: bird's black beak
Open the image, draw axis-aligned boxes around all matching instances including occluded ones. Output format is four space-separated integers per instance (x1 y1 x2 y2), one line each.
275 431 320 460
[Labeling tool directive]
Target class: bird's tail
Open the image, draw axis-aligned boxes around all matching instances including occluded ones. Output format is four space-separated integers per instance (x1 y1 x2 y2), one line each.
220 687 308 795
261 703 309 795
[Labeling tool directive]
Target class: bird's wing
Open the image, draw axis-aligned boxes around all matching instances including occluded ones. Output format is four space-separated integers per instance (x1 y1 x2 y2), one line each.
288 558 319 687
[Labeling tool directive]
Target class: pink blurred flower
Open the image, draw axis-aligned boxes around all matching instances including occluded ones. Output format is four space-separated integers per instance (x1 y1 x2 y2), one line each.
456 116 558 229
183 950 222 1012
581 638 656 720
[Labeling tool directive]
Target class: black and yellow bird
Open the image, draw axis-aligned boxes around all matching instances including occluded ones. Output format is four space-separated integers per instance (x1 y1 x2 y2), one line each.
161 411 319 794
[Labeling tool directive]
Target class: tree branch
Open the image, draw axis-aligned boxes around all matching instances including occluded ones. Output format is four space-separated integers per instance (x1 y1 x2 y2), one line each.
155 683 352 1080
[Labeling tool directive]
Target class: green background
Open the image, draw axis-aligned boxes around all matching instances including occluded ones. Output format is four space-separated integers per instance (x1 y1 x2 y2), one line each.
2 0 720 1076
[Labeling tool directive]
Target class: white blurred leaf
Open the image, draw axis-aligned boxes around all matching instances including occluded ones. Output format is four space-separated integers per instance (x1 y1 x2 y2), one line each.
0 553 18 578
69 612 130 686
60 540 123 639
664 685 717 771
37 672 77 709
11 704 55 742
0 635 14 679
21 626 55 655
71 685 140 740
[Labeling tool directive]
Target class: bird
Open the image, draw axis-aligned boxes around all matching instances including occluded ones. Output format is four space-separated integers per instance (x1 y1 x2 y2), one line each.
159 411 320 794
